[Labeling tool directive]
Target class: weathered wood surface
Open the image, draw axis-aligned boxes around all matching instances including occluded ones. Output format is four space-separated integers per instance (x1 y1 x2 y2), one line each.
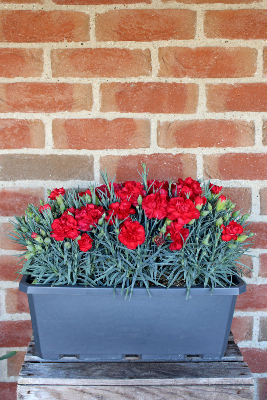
17 385 254 400
17 334 254 399
19 360 254 386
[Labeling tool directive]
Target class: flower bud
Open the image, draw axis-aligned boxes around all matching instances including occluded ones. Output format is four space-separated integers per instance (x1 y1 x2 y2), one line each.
240 214 250 223
188 219 195 225
165 219 172 226
27 244 35 252
229 202 236 210
35 245 42 252
21 227 28 233
35 216 40 223
57 195 64 206
202 234 210 245
40 199 44 206
207 202 213 211
228 243 237 249
35 235 43 244
25 252 33 260
159 225 167 234
200 210 210 217
235 235 248 243
195 204 203 211
64 242 72 249
232 210 240 218
216 196 227 212
248 232 254 238
47 189 51 195
44 237 51 244
216 217 223 227
137 195 143 205
40 229 46 237
60 203 65 213
26 240 32 245
223 214 230 222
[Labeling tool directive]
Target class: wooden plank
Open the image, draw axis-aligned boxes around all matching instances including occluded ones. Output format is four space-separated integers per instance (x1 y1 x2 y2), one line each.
17 384 254 400
18 361 254 386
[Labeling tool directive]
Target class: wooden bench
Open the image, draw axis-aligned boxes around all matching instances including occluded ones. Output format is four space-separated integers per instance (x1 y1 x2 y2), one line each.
17 333 254 400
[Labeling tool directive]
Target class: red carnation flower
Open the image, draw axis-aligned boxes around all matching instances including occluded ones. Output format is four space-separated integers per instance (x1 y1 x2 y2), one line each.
75 204 104 231
39 204 51 213
147 180 169 195
78 189 92 198
221 221 243 242
96 183 122 199
210 183 223 194
78 233 93 252
105 201 135 225
118 220 146 250
62 207 76 216
166 222 189 251
142 193 168 220
167 197 200 224
50 215 79 241
49 187 65 200
172 178 202 200
116 181 146 206
194 196 207 207
31 232 37 238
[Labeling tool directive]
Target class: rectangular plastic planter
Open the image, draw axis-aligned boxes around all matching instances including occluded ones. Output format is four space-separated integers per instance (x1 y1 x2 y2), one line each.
19 274 246 362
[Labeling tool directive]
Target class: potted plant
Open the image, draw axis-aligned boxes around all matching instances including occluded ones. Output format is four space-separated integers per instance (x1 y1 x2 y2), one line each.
13 164 253 361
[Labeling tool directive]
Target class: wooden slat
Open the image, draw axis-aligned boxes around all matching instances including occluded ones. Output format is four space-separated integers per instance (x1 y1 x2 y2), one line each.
17 384 254 400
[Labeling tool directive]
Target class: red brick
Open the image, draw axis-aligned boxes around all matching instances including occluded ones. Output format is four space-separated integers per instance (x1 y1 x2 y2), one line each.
238 254 253 278
54 0 151 6
204 153 267 180
258 378 267 400
0 155 94 181
101 83 198 114
0 256 23 281
0 223 24 251
5 289 29 314
0 49 43 78
96 10 196 42
7 351 26 378
221 188 252 215
259 317 267 341
240 348 267 373
0 320 32 347
260 188 267 215
236 284 267 311
0 120 45 149
259 253 267 277
157 120 254 148
0 83 92 113
100 154 197 182
0 11 89 43
52 48 151 78
205 10 267 40
207 83 267 112
249 222 267 249
0 383 17 400
158 47 256 78
231 316 253 343
0 188 43 216
53 119 150 150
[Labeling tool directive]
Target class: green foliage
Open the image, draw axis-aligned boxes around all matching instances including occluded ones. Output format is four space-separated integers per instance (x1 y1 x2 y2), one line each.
10 166 253 296
0 351 17 361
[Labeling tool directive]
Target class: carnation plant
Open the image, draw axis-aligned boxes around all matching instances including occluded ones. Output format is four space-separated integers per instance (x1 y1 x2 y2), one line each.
11 164 253 296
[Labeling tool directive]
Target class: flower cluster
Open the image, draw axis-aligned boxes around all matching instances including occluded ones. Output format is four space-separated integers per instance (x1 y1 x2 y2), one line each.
11 164 253 290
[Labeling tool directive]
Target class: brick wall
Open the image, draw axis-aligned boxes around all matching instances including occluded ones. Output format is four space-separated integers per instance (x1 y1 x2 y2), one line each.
0 0 267 399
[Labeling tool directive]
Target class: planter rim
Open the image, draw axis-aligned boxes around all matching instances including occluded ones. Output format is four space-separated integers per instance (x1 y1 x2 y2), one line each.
19 274 246 296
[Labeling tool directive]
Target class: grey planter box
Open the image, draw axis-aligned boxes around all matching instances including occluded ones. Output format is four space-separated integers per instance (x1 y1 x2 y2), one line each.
19 274 246 362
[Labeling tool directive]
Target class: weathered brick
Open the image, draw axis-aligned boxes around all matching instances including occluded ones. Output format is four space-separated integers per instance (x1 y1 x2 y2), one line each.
101 83 198 114
0 120 45 149
54 0 150 3
236 284 267 311
0 188 43 216
0 223 24 251
231 316 253 343
258 378 267 400
205 10 267 40
0 383 17 400
249 222 267 249
157 120 254 148
5 289 29 314
0 11 89 43
221 188 252 214
7 351 26 378
238 254 253 278
53 119 150 150
260 188 267 214
259 253 267 277
0 256 23 281
96 10 196 42
207 84 267 112
240 348 267 373
259 317 267 341
52 48 151 78
100 154 197 182
0 320 32 347
0 49 43 78
0 83 92 113
158 47 257 78
0 155 94 181
204 153 267 180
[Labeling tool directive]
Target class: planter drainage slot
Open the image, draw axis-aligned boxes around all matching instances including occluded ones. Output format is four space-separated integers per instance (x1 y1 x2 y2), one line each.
123 354 142 361
185 354 204 361
60 355 79 359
